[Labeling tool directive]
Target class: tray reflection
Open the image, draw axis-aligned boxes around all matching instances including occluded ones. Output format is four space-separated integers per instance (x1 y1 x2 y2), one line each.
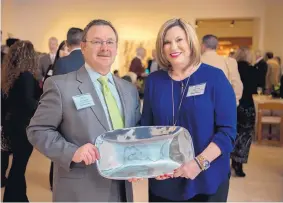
95 126 195 180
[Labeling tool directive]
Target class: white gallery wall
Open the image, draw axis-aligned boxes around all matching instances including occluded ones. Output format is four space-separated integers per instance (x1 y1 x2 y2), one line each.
263 0 283 60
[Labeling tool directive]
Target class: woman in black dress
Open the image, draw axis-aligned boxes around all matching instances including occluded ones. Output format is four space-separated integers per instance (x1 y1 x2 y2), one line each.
1 40 41 202
231 47 258 177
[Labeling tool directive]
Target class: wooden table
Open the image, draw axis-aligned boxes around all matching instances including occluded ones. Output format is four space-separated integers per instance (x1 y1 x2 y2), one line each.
253 94 283 106
253 94 283 141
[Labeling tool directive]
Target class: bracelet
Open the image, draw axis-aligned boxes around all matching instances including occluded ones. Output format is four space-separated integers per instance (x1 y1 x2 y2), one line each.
194 157 203 171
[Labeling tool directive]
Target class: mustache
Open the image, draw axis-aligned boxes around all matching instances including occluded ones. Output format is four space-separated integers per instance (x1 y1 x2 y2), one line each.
97 52 110 57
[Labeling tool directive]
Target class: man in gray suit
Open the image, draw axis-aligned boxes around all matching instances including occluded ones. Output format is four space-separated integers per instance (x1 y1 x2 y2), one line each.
38 37 58 81
27 19 141 202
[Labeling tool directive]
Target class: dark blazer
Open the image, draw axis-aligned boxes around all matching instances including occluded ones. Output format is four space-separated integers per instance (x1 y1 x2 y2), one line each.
53 50 84 75
255 59 268 90
38 54 52 81
238 61 258 106
3 71 41 129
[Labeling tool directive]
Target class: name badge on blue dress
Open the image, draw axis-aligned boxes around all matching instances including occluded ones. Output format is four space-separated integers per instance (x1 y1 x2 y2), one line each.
187 83 206 97
72 93 95 110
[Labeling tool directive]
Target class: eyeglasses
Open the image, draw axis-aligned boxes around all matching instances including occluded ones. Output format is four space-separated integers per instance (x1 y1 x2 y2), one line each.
84 39 116 47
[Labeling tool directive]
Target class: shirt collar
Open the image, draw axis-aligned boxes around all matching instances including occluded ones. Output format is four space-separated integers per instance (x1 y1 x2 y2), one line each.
70 48 81 54
85 63 114 85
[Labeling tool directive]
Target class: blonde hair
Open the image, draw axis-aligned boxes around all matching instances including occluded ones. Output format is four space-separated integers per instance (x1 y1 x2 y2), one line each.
156 18 201 69
234 47 252 64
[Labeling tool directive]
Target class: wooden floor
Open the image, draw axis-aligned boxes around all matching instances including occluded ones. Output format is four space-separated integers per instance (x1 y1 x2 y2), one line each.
1 144 283 202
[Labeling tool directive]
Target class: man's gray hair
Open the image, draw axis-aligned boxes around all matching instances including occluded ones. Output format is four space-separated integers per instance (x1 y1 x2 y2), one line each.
49 37 58 43
202 34 218 50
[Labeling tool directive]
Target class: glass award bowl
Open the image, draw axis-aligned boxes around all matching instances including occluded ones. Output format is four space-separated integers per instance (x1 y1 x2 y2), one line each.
95 126 195 180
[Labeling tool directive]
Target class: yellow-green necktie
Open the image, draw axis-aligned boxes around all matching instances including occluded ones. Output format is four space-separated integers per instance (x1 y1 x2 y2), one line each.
98 76 124 130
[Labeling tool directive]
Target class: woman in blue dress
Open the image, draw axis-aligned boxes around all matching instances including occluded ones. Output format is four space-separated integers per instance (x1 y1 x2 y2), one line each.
141 18 237 202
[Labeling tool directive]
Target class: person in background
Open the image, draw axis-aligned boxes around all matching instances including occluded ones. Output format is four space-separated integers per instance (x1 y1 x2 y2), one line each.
1 37 20 189
53 28 84 75
43 40 69 83
129 47 148 99
38 37 58 81
265 52 280 94
2 38 20 64
121 75 132 83
113 69 120 77
279 57 283 98
142 18 236 202
231 47 258 177
1 30 9 188
201 34 243 106
1 45 9 64
126 72 137 84
1 41 41 202
147 49 161 73
276 56 283 98
264 51 273 61
229 51 235 58
254 50 268 91
129 47 147 77
274 56 281 74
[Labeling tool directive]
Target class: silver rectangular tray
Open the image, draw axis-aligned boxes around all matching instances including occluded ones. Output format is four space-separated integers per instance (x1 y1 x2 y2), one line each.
95 126 195 180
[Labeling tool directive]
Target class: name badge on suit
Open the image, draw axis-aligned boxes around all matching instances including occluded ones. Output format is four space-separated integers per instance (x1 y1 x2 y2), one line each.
72 93 95 110
187 83 206 97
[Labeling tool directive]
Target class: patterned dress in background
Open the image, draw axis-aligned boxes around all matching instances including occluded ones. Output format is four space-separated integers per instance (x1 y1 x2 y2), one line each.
231 105 255 163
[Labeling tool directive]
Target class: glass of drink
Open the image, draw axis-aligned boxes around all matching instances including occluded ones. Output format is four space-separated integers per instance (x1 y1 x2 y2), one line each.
257 87 263 96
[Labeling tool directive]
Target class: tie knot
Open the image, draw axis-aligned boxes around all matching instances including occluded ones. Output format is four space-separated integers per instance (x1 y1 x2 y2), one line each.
98 76 108 86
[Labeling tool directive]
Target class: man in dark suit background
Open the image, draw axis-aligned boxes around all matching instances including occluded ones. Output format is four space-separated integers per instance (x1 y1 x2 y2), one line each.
53 28 84 75
254 50 268 91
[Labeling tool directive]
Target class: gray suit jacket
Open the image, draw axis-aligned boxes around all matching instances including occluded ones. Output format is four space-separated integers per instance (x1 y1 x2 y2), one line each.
38 53 52 81
27 66 141 202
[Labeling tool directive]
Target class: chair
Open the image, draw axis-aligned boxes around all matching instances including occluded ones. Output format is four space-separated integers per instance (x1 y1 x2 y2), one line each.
257 102 283 146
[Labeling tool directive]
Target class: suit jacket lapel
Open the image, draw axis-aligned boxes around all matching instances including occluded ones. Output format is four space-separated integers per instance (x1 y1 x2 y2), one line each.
77 66 110 131
113 76 131 128
47 54 52 64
